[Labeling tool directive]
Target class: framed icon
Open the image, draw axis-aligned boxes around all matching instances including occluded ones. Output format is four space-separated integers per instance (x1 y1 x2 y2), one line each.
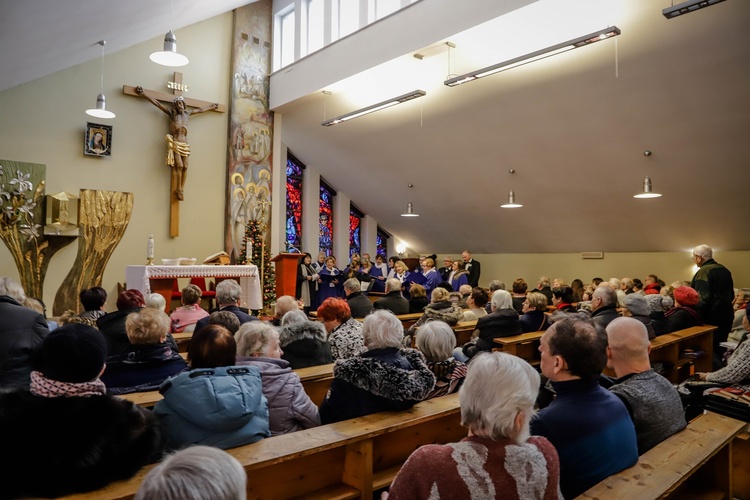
84 122 112 157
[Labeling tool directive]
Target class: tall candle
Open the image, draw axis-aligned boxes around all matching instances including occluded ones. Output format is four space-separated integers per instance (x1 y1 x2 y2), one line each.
147 234 154 260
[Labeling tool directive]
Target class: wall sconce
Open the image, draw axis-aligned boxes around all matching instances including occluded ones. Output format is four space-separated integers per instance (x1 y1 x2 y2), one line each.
44 192 80 236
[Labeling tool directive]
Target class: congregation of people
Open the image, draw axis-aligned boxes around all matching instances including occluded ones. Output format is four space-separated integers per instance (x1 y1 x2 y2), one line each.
0 243 747 499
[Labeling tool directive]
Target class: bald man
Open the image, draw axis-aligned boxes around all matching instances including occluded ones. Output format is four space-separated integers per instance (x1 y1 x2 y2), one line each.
605 317 686 454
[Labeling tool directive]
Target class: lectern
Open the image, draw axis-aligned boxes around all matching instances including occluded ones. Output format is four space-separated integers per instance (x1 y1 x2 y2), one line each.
272 253 301 298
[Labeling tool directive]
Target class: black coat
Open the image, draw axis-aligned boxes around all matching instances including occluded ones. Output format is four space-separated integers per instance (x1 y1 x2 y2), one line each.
465 259 481 288
0 390 164 498
408 296 429 314
194 305 257 333
665 307 702 333
101 343 187 394
278 321 332 369
97 307 143 356
475 309 522 351
0 296 49 389
346 291 374 319
591 305 620 330
319 348 435 424
373 291 409 315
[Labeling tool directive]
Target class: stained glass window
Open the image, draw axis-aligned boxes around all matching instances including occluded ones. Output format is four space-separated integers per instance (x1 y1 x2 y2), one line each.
319 180 335 257
350 205 364 260
377 226 390 258
285 154 304 252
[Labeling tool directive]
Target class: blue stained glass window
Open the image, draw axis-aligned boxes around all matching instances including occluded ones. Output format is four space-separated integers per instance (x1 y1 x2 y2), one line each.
319 182 334 256
377 227 389 258
285 156 304 252
349 208 361 259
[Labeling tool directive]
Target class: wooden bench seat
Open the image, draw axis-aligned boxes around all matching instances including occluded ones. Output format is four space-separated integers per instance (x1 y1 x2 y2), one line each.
120 363 335 408
578 411 746 499
64 393 465 499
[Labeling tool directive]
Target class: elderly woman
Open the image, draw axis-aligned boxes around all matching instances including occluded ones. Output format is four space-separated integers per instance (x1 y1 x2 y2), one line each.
416 321 467 399
622 293 656 339
170 284 209 333
459 290 522 361
520 291 550 333
319 310 435 424
386 352 560 499
154 325 270 450
697 305 750 384
317 256 342 302
0 324 164 498
665 286 703 332
101 308 187 394
317 297 365 360
144 293 167 311
236 322 320 435
278 309 333 368
406 287 463 344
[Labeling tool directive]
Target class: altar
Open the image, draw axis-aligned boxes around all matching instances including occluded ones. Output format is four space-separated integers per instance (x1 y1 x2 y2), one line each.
125 265 262 311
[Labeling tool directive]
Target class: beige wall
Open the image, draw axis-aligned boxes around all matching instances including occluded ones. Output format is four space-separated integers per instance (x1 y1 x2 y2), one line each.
460 251 750 290
0 14 233 310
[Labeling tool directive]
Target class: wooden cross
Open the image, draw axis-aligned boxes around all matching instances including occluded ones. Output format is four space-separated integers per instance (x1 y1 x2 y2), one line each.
124 72 226 237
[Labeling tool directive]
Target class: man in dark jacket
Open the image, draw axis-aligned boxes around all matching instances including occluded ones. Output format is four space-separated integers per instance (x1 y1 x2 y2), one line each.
590 285 621 330
194 279 256 332
343 278 373 318
462 250 481 288
0 277 49 389
691 244 734 364
373 278 410 315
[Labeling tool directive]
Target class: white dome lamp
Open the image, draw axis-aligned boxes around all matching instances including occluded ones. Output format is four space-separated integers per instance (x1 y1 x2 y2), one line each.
85 41 115 119
634 150 662 199
150 0 189 67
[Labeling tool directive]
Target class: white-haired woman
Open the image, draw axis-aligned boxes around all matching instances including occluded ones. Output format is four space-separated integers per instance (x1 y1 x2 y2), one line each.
136 446 246 500
385 352 560 499
236 322 320 435
458 289 522 361
416 321 467 399
319 310 435 424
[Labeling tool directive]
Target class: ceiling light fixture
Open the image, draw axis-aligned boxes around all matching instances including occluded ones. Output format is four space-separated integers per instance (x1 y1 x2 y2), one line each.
634 176 662 199
444 26 621 87
150 0 189 67
662 0 727 19
634 150 662 198
401 184 420 217
85 40 115 119
501 191 523 208
321 90 426 126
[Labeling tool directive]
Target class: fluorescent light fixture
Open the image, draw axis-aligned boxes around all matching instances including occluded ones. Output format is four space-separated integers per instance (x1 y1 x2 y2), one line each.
86 41 115 119
501 191 523 208
445 26 621 87
321 90 426 126
663 0 727 19
150 30 189 67
401 201 419 217
634 176 662 198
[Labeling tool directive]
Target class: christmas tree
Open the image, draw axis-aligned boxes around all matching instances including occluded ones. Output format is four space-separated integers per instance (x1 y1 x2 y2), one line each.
240 220 276 310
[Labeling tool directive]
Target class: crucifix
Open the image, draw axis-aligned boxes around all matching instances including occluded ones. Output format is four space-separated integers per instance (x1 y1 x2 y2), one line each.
123 72 226 237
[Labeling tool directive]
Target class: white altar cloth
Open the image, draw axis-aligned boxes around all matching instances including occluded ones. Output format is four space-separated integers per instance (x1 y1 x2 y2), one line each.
125 265 262 310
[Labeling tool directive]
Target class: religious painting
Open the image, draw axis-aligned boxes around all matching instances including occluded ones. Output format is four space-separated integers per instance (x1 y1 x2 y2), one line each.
84 123 112 157
226 0 274 262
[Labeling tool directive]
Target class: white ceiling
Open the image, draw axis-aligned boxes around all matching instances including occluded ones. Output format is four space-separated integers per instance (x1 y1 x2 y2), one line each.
1 0 748 255
276 0 750 254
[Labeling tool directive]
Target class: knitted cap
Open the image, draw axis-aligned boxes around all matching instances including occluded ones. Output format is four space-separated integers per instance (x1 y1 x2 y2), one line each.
623 294 649 316
35 323 107 383
674 286 699 307
645 294 674 313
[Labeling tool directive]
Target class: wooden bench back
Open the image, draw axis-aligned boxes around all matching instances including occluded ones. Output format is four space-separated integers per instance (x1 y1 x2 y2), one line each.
63 393 464 499
578 411 745 499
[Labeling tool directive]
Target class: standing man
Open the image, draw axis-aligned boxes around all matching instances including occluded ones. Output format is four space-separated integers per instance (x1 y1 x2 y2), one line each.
438 256 453 282
461 250 481 288
532 317 638 498
691 244 734 363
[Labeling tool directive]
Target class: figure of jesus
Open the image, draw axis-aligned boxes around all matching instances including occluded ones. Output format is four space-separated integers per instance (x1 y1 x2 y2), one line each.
135 86 218 201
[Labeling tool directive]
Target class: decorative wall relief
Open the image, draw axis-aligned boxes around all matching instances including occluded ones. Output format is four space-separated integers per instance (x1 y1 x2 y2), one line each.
225 0 273 262
0 159 76 300
53 189 134 315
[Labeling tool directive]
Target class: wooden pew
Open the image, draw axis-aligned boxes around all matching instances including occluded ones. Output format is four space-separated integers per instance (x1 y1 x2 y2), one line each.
578 411 746 499
492 325 716 383
64 393 465 500
171 331 192 352
120 363 335 408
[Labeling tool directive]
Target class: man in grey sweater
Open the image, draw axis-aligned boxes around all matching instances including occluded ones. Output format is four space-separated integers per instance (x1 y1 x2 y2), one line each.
605 317 687 454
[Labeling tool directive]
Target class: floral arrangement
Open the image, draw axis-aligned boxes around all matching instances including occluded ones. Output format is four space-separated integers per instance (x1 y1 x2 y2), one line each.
0 163 41 241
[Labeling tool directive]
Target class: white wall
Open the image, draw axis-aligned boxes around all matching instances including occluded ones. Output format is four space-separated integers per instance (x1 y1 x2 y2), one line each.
0 13 233 310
